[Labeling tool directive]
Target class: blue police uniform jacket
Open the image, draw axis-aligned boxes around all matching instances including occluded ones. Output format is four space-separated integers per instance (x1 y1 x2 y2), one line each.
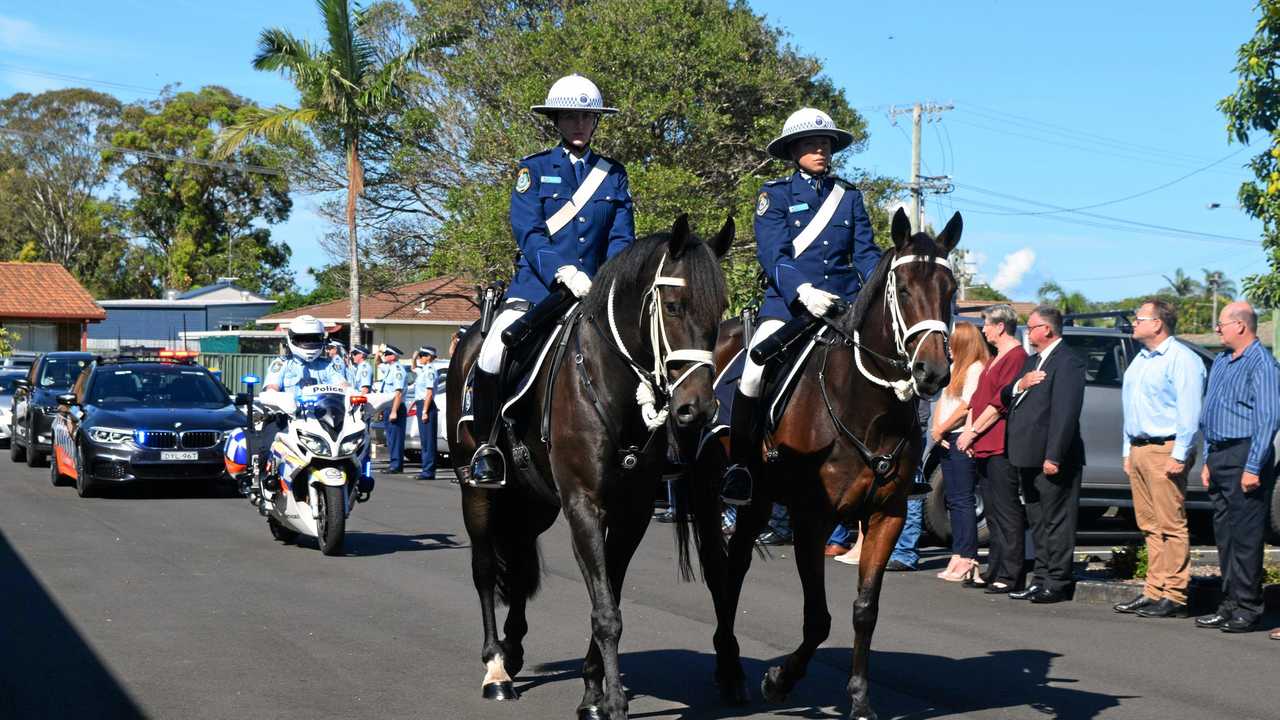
412 365 437 404
754 172 881 320
375 362 408 400
507 146 636 304
264 356 347 390
346 361 373 390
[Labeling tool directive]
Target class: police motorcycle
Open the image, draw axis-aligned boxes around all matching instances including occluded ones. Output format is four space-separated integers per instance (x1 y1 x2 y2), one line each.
225 376 393 555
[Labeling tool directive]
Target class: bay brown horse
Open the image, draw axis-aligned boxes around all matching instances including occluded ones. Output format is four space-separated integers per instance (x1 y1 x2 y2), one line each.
679 208 961 720
447 215 732 720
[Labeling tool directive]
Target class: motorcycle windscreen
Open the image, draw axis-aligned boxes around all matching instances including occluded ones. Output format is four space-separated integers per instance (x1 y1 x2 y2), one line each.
306 393 347 440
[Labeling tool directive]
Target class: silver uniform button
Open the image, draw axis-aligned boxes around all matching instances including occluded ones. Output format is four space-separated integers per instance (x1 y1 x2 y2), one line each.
794 220 801 227
579 217 586 223
843 219 849 225
553 193 559 199
823 240 828 245
578 237 585 243
606 195 612 200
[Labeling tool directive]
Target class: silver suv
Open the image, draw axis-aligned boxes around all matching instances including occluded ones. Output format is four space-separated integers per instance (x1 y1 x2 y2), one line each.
922 312 1280 545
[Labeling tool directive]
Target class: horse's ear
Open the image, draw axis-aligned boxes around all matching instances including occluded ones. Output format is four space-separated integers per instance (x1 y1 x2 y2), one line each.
891 207 912 251
709 215 734 259
669 213 691 257
935 212 963 253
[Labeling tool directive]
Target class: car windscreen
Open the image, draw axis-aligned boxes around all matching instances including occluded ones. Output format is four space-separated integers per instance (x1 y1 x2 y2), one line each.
88 367 229 408
38 358 89 389
1060 335 1126 388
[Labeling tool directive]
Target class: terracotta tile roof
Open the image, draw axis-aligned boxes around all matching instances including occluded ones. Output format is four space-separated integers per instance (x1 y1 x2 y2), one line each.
260 275 480 325
0 262 105 321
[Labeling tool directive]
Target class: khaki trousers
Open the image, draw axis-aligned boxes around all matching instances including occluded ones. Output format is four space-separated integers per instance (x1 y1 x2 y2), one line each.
1127 442 1190 603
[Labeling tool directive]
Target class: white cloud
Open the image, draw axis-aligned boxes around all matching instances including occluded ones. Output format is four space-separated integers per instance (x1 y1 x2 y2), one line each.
0 15 60 54
990 248 1036 294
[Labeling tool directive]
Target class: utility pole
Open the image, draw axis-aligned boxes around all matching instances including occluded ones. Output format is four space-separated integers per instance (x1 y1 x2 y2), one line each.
889 101 955 233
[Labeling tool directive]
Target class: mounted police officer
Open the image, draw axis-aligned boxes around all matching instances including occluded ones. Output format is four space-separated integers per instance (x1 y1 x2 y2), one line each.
721 108 882 506
469 73 636 486
375 345 409 473
264 316 349 391
346 344 373 392
412 346 439 481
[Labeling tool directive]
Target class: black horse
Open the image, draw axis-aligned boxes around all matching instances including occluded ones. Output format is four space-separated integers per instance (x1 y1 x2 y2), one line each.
447 215 732 720
678 209 961 720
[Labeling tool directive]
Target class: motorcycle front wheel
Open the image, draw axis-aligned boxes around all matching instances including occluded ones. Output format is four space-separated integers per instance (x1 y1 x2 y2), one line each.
315 484 346 556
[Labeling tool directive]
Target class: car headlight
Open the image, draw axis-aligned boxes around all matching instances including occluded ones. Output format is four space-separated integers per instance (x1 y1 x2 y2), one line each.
89 426 134 446
298 432 330 456
338 432 364 456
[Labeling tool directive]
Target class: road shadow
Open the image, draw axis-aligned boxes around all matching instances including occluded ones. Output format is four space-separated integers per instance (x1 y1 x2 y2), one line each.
87 479 240 501
0 529 145 719
282 531 466 556
516 645 1132 719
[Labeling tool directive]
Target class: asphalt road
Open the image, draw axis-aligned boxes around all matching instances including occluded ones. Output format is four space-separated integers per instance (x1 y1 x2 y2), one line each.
1 459 1277 720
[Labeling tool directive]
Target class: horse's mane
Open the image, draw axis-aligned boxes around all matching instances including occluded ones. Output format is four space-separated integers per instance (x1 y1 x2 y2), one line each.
843 248 894 331
581 233 726 327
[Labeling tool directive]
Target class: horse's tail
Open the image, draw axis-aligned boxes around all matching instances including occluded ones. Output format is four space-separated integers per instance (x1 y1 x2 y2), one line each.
672 430 728 583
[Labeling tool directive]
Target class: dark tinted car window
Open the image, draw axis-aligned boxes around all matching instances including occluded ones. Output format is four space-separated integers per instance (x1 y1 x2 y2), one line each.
1061 335 1126 388
89 367 229 408
38 358 90 389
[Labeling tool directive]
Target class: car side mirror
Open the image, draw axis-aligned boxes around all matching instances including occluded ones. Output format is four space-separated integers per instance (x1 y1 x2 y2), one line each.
56 392 77 407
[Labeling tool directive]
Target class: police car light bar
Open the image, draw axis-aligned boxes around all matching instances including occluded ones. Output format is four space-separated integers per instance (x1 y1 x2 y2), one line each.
157 350 199 359
242 374 260 385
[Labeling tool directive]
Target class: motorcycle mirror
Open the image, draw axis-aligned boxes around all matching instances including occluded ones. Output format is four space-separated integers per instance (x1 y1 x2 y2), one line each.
234 392 252 406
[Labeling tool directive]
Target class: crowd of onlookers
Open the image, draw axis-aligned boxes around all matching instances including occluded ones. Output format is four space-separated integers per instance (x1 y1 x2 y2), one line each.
695 298 1280 638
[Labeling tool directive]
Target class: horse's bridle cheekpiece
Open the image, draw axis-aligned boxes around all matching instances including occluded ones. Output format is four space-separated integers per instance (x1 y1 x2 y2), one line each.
852 253 953 401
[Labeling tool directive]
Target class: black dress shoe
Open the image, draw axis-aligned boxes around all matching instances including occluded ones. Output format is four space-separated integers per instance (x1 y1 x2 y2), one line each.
1136 598 1187 618
983 581 1013 594
885 559 916 572
1220 616 1259 633
963 574 990 589
1114 594 1155 614
1029 588 1069 604
1008 584 1044 600
1195 612 1230 628
755 530 792 546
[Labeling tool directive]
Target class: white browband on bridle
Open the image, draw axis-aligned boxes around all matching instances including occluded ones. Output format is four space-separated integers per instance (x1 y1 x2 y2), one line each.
607 254 716 429
853 253 953 401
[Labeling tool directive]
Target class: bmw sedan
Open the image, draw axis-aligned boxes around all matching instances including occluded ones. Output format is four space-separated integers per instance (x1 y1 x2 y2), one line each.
50 357 247 497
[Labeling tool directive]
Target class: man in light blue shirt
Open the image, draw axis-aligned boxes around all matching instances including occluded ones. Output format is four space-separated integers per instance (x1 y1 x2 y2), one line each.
1115 299 1205 619
412 346 438 481
375 345 409 473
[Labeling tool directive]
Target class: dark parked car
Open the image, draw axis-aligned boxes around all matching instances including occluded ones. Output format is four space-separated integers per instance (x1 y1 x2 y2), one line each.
0 369 28 446
2 352 39 370
49 356 247 497
10 352 93 467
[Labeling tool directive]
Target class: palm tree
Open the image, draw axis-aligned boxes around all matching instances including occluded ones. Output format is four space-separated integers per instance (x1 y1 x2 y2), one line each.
1036 280 1090 316
215 0 442 341
1162 268 1204 298
1202 268 1238 326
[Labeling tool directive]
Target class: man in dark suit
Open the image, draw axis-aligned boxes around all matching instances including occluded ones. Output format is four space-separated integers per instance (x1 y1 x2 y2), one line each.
1000 306 1087 604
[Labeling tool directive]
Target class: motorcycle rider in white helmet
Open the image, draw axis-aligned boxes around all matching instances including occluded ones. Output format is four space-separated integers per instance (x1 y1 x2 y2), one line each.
720 108 882 506
265 315 350 391
468 73 635 486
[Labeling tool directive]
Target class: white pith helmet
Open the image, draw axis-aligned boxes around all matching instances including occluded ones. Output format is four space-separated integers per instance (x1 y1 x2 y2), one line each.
531 74 618 116
286 315 327 362
766 107 855 160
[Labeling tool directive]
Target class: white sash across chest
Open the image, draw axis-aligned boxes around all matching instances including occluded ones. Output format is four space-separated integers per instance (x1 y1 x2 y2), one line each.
791 182 846 257
545 159 612 235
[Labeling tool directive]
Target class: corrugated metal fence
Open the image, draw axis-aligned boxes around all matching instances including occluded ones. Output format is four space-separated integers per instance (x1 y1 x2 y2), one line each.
198 353 278 393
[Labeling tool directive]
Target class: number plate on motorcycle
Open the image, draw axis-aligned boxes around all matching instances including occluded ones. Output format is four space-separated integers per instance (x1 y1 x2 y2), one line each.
160 451 198 461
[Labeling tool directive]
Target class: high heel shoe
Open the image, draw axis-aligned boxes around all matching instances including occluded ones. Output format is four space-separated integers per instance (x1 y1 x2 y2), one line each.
936 555 962 579
941 558 978 583
962 568 990 589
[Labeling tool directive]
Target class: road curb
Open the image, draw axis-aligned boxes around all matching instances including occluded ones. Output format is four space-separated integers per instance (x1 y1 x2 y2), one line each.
1073 576 1280 613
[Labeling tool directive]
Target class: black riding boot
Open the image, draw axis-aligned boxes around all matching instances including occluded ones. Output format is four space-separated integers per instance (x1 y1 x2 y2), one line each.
467 368 505 487
721 390 759 506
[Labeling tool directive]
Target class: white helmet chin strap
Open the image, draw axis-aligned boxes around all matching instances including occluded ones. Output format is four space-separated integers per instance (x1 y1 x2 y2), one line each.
607 254 715 430
853 253 953 401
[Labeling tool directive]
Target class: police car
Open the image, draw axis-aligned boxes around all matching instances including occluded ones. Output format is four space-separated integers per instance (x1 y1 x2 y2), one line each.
49 352 248 497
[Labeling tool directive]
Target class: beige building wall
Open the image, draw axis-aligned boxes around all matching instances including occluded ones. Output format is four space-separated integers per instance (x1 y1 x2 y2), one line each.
374 324 461 359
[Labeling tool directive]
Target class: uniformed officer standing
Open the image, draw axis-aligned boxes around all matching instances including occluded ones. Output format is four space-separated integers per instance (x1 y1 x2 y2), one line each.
375 345 409 473
469 73 636 486
721 108 882 505
325 340 346 376
412 346 439 481
346 344 373 392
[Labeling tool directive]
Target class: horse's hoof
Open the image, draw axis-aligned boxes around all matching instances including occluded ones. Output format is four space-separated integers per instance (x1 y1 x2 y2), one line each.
849 712 878 720
576 705 605 720
760 666 788 703
481 681 519 701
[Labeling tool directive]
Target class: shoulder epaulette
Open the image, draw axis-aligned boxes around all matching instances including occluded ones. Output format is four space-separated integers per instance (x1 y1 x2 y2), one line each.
762 177 788 187
520 148 553 162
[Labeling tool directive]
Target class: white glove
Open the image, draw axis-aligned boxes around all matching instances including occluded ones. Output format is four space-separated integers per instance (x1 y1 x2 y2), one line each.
796 283 839 317
556 265 593 299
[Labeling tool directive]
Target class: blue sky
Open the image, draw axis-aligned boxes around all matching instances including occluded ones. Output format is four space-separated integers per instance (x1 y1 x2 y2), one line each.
0 1 1268 302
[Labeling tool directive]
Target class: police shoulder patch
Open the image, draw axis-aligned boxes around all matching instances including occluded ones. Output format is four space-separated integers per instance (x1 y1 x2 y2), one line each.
756 191 771 216
515 167 531 193
268 358 284 373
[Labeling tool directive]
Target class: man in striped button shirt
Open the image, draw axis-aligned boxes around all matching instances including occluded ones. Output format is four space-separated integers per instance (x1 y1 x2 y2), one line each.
1194 301 1280 634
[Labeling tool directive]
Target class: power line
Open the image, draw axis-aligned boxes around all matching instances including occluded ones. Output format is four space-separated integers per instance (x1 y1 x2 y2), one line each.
0 63 167 97
0 126 285 176
963 148 1247 217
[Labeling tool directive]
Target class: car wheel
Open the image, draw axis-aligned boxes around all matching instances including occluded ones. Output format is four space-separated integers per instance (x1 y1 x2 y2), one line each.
25 419 44 467
1268 482 1280 545
922 461 990 547
9 427 25 462
74 444 95 498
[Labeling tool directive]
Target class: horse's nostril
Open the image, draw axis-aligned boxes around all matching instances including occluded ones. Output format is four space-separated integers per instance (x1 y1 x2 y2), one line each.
675 403 696 419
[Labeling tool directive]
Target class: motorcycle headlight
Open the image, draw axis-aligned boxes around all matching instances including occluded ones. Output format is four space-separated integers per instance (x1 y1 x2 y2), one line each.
298 432 330 456
89 426 134 446
338 432 364 456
